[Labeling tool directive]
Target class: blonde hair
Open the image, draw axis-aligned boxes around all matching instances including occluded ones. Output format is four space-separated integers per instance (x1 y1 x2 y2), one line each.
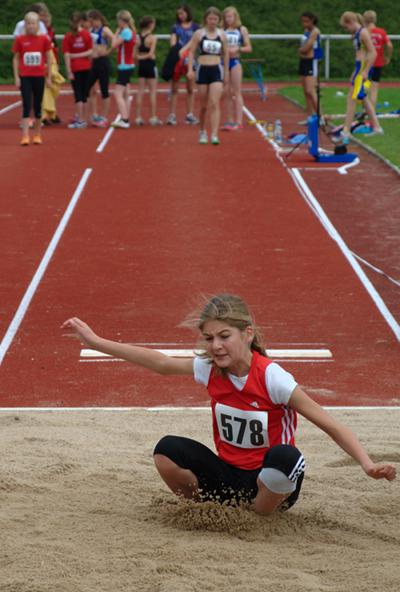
24 11 40 33
185 294 267 366
340 11 364 27
223 6 242 28
203 6 222 26
117 9 136 32
363 10 377 25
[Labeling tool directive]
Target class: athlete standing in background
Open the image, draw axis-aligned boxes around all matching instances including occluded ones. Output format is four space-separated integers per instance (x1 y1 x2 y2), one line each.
167 5 200 125
363 10 393 108
298 11 321 123
222 6 251 131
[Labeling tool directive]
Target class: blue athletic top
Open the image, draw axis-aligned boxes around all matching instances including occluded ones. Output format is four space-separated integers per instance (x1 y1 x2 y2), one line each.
300 29 322 60
225 27 243 48
91 26 108 46
171 22 199 48
352 27 364 52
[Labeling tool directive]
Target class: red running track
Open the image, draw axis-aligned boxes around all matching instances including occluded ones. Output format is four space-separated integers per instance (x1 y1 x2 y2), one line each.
0 94 398 407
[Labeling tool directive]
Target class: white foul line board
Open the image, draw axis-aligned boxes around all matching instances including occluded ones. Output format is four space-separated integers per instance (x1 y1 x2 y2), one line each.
80 348 333 362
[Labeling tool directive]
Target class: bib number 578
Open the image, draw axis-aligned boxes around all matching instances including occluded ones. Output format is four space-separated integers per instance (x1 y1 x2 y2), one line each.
220 413 265 446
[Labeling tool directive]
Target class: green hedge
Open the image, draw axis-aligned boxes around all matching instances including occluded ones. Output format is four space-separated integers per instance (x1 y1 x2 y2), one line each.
1 0 399 82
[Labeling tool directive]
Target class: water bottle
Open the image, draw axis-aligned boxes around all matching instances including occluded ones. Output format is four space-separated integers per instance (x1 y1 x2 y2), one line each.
274 119 282 143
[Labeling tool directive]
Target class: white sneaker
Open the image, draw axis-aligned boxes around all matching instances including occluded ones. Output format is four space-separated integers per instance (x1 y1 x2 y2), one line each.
112 119 130 129
149 117 163 126
185 113 199 125
198 130 208 144
166 113 177 126
368 127 384 136
135 117 144 126
211 135 220 145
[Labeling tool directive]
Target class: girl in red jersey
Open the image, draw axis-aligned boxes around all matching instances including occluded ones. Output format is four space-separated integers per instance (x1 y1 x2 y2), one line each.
111 10 136 129
12 11 52 146
62 12 93 129
62 294 396 515
363 10 393 108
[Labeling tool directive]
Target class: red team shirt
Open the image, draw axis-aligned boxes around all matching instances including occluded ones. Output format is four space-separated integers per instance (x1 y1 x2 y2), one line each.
12 35 51 77
370 27 390 67
117 29 136 67
62 30 93 72
195 351 297 470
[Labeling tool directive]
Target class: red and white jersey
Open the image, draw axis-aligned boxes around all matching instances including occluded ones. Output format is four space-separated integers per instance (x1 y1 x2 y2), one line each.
194 351 297 470
12 34 51 77
370 27 390 67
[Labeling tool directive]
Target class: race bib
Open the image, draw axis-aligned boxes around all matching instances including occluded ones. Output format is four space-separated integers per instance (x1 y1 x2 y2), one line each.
23 52 41 66
202 39 222 55
215 403 268 449
227 33 240 46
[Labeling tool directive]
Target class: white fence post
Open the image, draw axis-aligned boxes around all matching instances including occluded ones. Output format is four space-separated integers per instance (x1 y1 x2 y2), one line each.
325 38 330 80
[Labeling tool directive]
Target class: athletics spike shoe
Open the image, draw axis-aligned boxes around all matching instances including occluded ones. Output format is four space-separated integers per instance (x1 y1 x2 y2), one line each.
198 130 208 144
68 120 87 129
135 117 145 126
111 119 130 129
149 117 163 126
20 135 30 146
221 121 234 131
368 126 384 136
211 135 220 145
166 113 177 126
185 113 199 125
32 135 42 145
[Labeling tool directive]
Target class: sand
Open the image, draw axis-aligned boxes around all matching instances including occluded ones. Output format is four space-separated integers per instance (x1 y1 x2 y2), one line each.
0 408 399 592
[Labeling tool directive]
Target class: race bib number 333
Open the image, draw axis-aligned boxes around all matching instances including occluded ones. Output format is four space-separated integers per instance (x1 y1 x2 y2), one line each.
215 403 268 448
23 52 41 66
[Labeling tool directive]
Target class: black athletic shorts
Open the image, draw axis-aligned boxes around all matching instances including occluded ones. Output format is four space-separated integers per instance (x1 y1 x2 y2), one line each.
138 59 157 79
299 58 316 77
116 68 134 86
196 64 223 85
369 66 382 82
20 76 45 118
154 435 304 510
88 56 111 98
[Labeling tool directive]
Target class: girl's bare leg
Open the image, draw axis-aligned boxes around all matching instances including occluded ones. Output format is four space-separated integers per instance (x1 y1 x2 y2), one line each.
186 77 195 115
363 95 380 129
198 84 209 131
170 80 179 116
154 454 199 499
343 91 356 135
149 78 157 118
208 82 223 136
136 78 145 119
230 63 244 125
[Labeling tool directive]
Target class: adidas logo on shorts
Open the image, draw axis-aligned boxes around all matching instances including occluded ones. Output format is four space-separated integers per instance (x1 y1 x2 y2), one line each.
288 455 306 482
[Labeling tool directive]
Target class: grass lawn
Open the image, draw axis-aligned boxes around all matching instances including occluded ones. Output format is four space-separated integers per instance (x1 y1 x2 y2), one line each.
280 86 400 169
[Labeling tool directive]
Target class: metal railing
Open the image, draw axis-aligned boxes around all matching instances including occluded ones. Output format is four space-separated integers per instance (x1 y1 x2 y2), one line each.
1 33 399 80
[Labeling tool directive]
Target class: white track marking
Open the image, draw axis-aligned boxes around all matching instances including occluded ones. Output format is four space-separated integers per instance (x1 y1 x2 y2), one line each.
0 100 21 116
244 103 400 342
0 168 92 366
96 116 119 153
290 168 400 342
0 406 399 412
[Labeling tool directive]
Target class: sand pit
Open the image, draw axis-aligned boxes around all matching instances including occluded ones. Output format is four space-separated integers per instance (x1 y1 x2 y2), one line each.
0 408 399 592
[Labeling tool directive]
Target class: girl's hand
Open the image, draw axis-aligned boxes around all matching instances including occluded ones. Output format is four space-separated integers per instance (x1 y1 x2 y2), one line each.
364 462 396 481
61 317 99 347
46 76 52 88
187 69 194 81
68 71 74 80
15 76 20 89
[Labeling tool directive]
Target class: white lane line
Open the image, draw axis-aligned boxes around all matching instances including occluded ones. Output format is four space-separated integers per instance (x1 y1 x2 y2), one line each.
0 406 399 412
243 103 400 343
290 168 400 342
0 100 21 116
96 116 119 153
80 348 333 359
0 168 93 366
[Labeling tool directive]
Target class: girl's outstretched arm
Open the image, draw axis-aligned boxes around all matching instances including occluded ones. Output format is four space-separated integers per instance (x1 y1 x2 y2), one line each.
61 317 194 376
289 386 396 481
